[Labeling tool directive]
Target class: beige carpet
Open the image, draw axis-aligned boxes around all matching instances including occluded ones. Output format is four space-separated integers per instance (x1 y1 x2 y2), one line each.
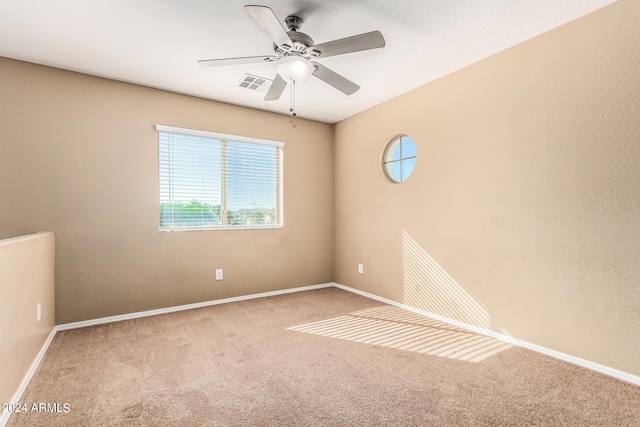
7 287 640 426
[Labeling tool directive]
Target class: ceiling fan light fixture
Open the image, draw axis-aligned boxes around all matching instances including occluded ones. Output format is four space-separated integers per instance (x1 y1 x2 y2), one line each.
275 54 313 84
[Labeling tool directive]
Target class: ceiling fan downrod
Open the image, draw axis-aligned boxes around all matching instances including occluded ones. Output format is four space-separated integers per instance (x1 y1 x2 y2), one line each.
284 15 303 32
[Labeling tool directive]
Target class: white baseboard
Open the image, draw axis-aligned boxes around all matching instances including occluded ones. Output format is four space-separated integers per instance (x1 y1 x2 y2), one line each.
56 283 334 331
0 327 57 427
331 282 640 387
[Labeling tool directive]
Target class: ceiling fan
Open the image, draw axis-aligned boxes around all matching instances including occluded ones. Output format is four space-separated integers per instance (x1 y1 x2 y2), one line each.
198 5 385 108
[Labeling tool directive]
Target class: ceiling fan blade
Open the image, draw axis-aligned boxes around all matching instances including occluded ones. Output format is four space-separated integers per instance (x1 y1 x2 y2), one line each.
198 56 276 68
264 74 288 101
311 62 360 95
245 5 292 49
310 30 385 59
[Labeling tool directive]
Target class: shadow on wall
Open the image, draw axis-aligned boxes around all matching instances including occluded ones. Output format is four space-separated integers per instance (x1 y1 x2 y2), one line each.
289 305 512 363
402 230 493 332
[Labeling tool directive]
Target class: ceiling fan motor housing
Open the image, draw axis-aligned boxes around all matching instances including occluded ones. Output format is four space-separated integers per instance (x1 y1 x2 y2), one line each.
270 15 317 56
273 30 316 56
289 31 314 51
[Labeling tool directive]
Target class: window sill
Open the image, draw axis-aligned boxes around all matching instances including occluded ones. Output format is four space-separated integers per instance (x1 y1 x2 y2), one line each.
159 224 283 232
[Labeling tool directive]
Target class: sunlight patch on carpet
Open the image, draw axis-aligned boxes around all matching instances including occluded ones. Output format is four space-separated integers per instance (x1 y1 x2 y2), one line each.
288 306 512 363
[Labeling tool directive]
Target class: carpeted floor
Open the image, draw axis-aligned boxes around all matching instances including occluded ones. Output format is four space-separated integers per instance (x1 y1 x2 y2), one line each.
7 287 640 426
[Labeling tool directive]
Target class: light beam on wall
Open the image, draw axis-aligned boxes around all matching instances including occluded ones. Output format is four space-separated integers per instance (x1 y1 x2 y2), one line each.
402 231 492 332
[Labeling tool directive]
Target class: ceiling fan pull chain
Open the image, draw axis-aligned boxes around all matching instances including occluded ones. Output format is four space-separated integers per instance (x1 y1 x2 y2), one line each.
290 79 297 117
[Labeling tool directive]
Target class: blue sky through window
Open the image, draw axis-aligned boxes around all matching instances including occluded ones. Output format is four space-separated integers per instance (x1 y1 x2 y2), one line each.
384 135 417 183
226 141 277 211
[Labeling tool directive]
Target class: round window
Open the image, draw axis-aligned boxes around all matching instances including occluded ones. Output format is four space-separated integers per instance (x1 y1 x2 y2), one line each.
382 135 417 183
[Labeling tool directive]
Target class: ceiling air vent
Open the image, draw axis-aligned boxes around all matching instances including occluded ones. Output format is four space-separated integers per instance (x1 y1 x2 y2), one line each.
237 74 272 93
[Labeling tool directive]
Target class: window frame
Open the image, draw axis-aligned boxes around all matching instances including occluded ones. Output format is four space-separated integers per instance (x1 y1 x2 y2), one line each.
156 124 284 232
381 134 417 183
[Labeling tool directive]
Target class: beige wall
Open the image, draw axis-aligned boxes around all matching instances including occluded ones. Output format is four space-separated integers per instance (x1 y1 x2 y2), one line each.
0 232 55 408
334 0 640 376
0 57 334 324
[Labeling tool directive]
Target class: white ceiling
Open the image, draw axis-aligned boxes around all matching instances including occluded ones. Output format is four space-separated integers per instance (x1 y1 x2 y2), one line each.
0 0 617 124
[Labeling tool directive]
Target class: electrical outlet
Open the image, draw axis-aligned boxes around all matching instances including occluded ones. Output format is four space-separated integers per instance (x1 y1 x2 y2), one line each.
216 269 223 281
37 302 41 322
358 263 364 274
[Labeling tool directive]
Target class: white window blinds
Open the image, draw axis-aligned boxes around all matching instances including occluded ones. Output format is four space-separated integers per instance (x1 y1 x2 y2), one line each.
157 125 283 231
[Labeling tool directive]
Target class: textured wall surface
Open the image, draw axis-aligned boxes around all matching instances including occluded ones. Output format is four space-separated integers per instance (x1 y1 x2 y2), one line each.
0 232 55 407
334 0 640 376
0 58 334 324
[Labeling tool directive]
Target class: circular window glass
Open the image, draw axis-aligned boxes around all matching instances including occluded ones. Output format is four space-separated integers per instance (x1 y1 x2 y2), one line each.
382 135 417 183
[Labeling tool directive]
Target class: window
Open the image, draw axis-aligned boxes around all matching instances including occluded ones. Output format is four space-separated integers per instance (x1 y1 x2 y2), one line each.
382 135 417 183
157 125 283 231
